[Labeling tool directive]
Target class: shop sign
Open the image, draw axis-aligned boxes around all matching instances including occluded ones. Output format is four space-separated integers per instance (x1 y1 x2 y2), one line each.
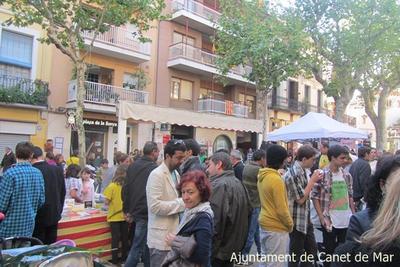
83 119 117 127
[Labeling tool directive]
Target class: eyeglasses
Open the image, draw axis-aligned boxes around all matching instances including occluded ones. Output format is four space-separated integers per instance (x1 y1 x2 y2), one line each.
171 139 184 145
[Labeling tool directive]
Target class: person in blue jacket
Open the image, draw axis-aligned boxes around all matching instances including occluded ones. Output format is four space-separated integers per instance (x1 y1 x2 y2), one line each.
162 170 213 267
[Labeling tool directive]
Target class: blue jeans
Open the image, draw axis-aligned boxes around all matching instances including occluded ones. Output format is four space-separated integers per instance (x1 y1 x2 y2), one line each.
242 207 261 255
125 218 150 267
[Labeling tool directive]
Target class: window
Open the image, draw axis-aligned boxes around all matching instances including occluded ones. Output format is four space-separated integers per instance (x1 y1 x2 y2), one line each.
171 78 193 101
87 73 99 83
173 32 195 46
239 93 255 113
200 88 225 100
123 73 138 90
0 30 33 79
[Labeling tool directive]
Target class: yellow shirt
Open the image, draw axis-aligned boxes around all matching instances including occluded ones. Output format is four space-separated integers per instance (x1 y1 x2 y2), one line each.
257 168 293 233
319 155 329 169
103 182 124 222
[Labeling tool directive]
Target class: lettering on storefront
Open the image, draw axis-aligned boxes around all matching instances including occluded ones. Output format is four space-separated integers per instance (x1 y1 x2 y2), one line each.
83 119 117 127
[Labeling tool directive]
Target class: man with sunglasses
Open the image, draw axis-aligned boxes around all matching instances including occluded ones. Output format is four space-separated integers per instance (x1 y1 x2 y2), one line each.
146 139 187 267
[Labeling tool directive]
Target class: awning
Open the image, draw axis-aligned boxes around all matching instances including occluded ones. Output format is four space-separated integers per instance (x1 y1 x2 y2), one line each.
119 101 263 133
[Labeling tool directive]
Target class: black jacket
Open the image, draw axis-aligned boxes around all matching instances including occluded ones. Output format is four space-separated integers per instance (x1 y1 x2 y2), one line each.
33 161 66 227
209 170 252 261
233 161 244 181
349 158 371 200
122 156 158 221
346 208 376 242
1 151 16 173
334 240 400 267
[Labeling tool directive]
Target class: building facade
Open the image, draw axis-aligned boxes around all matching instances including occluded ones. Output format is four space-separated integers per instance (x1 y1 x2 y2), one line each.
1 1 334 164
0 8 52 156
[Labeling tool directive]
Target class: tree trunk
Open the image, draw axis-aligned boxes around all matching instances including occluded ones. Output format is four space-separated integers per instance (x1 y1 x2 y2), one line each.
75 61 87 168
375 90 388 151
334 94 351 122
256 89 269 142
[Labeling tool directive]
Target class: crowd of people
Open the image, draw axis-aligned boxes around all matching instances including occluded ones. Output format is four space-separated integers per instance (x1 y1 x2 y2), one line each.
0 139 400 267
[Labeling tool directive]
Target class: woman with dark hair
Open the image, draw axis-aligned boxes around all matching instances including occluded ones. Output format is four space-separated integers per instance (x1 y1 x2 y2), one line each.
162 170 213 267
345 154 400 242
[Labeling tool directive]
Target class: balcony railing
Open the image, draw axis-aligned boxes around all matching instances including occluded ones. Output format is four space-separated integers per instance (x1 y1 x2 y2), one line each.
198 98 248 118
268 96 305 113
169 42 252 77
83 25 150 55
268 96 333 116
68 80 149 105
171 0 221 23
0 75 48 106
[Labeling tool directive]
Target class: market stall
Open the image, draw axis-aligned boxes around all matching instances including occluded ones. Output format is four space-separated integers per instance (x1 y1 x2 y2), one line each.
267 112 368 141
57 209 112 261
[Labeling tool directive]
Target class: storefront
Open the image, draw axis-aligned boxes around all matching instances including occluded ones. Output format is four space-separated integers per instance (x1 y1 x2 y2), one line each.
70 116 118 167
117 101 263 155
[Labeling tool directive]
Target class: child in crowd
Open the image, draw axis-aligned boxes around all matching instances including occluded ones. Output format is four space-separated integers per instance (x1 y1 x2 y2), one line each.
80 167 95 205
103 165 129 264
46 151 57 166
65 164 82 203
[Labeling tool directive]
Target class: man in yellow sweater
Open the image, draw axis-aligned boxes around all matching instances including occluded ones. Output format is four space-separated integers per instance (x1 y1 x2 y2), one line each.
258 144 293 267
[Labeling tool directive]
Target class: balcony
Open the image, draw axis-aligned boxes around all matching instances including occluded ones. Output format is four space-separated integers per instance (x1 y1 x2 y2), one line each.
168 43 253 85
198 98 248 118
0 75 48 107
268 96 334 116
67 80 149 113
83 26 151 63
170 0 220 35
268 96 305 114
304 103 333 116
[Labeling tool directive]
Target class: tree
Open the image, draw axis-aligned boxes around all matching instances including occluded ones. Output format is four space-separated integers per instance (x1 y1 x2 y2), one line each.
348 0 400 150
214 0 309 140
295 0 361 122
3 0 164 166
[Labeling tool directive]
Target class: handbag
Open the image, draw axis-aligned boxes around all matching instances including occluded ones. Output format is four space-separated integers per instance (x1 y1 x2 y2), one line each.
161 234 198 267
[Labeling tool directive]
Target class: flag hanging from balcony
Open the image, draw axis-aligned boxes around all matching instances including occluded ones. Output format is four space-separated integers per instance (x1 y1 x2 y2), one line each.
225 100 233 115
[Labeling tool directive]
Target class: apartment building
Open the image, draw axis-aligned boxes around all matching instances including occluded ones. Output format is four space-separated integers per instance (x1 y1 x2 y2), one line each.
0 1 332 163
0 8 51 155
47 23 157 163
118 0 262 156
268 76 329 131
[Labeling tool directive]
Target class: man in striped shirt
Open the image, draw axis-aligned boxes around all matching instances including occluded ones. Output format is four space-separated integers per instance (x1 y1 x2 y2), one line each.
285 145 323 267
0 142 45 238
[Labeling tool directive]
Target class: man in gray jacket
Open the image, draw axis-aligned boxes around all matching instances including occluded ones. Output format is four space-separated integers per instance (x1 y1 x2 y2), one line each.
207 152 252 267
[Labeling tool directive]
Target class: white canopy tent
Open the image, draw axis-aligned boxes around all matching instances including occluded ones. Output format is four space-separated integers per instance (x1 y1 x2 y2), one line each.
266 112 368 142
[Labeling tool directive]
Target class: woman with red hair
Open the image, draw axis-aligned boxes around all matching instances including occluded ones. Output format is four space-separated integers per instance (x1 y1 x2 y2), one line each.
162 170 213 267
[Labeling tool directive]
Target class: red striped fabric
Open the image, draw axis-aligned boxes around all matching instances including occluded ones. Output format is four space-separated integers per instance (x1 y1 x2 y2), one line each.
57 227 111 240
58 216 107 229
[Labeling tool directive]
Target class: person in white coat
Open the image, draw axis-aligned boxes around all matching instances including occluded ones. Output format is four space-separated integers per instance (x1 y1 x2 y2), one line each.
146 139 187 267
